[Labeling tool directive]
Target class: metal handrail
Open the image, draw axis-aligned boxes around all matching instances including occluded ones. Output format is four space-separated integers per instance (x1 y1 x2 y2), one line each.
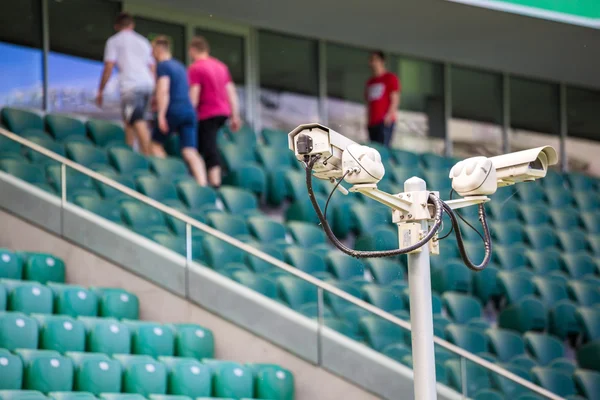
0 127 564 400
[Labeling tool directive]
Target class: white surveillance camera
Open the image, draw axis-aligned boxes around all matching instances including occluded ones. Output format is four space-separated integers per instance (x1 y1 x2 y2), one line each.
288 123 358 180
450 146 558 197
342 144 385 185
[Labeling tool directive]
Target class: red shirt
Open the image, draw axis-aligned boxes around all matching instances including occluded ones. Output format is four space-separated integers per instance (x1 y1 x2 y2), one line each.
365 72 400 126
188 56 232 121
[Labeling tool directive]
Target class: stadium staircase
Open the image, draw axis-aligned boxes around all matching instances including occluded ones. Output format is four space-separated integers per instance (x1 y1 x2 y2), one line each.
0 106 599 400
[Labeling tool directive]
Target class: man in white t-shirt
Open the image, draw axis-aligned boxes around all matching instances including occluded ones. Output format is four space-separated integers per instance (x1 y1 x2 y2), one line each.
96 12 155 155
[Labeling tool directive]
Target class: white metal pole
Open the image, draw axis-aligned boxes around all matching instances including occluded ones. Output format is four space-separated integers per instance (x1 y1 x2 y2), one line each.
404 176 437 400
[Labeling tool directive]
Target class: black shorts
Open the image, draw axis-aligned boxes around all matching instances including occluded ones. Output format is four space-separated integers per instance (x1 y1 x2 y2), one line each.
198 116 227 169
121 90 152 125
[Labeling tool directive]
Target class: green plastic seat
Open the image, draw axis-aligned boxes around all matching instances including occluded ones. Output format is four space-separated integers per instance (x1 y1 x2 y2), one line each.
0 284 8 310
45 165 95 198
74 196 122 224
499 297 547 333
325 252 364 281
576 340 600 373
0 391 47 400
382 343 411 362
23 137 65 166
390 148 420 166
525 225 560 250
218 186 259 217
473 389 504 400
0 312 38 350
420 153 454 170
45 114 86 142
549 358 576 374
362 285 404 313
207 213 251 239
445 358 492 396
322 282 361 315
284 194 327 225
557 229 590 253
152 233 186 257
524 332 565 366
442 293 484 324
253 364 294 400
5 280 53 314
94 287 139 320
358 316 406 352
498 270 535 304
16 349 73 393
423 170 452 193
86 119 126 147
176 182 217 210
221 161 267 197
170 323 214 359
1 108 44 133
489 222 526 245
283 247 327 275
232 271 278 299
261 128 288 148
472 266 502 304
47 392 96 400
148 396 191 400
158 357 211 398
114 354 167 396
519 205 551 226
546 188 576 208
532 277 568 307
567 172 597 191
0 160 47 186
66 351 122 394
354 225 399 252
432 259 472 293
531 367 576 397
485 328 525 363
445 324 489 354
276 276 317 311
562 253 598 279
202 236 245 269
568 281 600 306
22 253 65 284
47 283 97 317
136 176 181 204
108 148 150 176
365 258 405 286
550 208 582 230
548 299 580 339
573 369 600 400
33 314 86 353
0 348 23 389
485 199 520 222
488 363 531 397
121 202 169 232
516 183 546 202
0 250 22 280
247 216 287 243
526 249 563 274
149 157 189 180
350 203 391 236
286 222 326 247
99 394 145 400
255 147 295 206
79 317 131 355
123 320 175 357
576 307 600 342
65 143 109 169
212 362 253 399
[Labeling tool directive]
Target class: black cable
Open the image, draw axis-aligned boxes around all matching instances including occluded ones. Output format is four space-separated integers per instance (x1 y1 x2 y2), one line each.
450 189 485 242
324 171 350 221
304 155 444 258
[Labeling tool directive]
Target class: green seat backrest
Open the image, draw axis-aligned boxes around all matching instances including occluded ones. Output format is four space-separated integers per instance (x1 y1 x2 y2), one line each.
35 314 86 353
87 120 126 147
432 260 472 293
524 332 565 366
0 160 46 185
80 317 131 355
99 394 145 400
219 143 256 170
499 297 548 334
445 324 489 354
159 357 211 398
201 237 245 269
0 249 22 280
498 271 535 304
568 281 600 307
23 137 65 166
47 393 96 400
443 293 483 324
231 271 278 300
213 363 253 398
67 351 121 395
358 316 405 352
0 349 24 389
95 288 139 320
286 222 326 247
519 205 551 226
573 368 600 400
366 258 405 286
326 252 364 281
245 244 284 274
256 366 294 400
46 115 86 141
421 152 454 169
218 186 258 215
207 213 250 237
0 391 47 400
527 249 562 274
362 286 405 313
563 254 598 280
488 363 530 397
23 253 65 284
65 143 108 168
108 148 150 174
276 277 317 310
1 108 44 133
575 307 600 342
149 396 191 400
261 128 288 148
485 328 525 363
46 165 94 193
8 282 53 314
176 182 217 209
48 283 98 317
445 358 491 396
121 202 167 231
549 300 580 339
533 277 568 307
285 247 326 275
149 157 188 179
172 324 214 359
116 354 167 396
531 367 576 397
525 225 559 250
95 171 136 199
226 124 256 147
73 196 122 225
124 321 175 357
247 216 287 242
0 312 38 350
16 349 74 393
136 177 179 201
472 266 501 304
390 149 420 166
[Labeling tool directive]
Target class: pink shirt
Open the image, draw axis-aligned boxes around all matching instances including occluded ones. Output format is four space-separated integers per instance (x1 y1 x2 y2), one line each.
188 57 232 121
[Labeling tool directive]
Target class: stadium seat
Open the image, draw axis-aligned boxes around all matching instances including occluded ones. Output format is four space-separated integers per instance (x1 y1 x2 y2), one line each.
519 205 551 226
176 182 217 210
349 203 391 236
211 361 254 399
252 364 294 400
247 216 288 243
498 270 535 304
73 196 122 224
260 128 288 148
218 186 259 217
531 367 577 397
94 171 136 202
65 143 108 170
431 259 471 293
365 258 405 286
202 236 246 269
524 225 559 250
390 149 420 166
108 148 150 177
79 317 131 355
576 307 600 342
0 312 38 350
22 253 65 284
5 280 53 314
445 324 489 354
488 363 531 397
0 160 48 187
244 244 285 274
568 173 597 191
285 222 325 248
568 281 600 306
562 253 597 279
67 351 122 394
390 165 425 186
576 340 600 373
442 293 484 324
358 316 406 351
354 225 399 252
149 157 189 181
550 208 582 230
362 285 405 313
523 332 566 366
516 183 546 203
277 276 317 310
326 252 365 280
47 392 96 400
94 287 139 320
489 222 525 245
548 299 580 340
123 320 175 357
207 213 251 239
557 229 590 253
526 249 563 274
0 249 22 280
158 357 211 398
99 394 145 400
486 199 520 222
0 348 23 390
421 153 454 170
46 165 96 198
86 119 127 148
136 176 182 206
1 108 44 133
45 114 87 142
472 266 502 304
581 211 600 234
121 201 170 233
498 297 547 333
445 358 492 396
34 314 86 353
473 389 504 400
114 354 167 396
485 328 525 363
255 147 295 206
284 247 327 275
16 349 74 393
170 323 215 359
24 137 65 166
573 369 600 400
546 188 576 208
381 343 411 362
532 277 568 307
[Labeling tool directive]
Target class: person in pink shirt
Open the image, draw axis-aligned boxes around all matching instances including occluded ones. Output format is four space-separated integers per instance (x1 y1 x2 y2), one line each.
188 36 241 187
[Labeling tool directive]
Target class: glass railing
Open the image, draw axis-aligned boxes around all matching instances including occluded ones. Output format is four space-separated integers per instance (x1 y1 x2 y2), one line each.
0 127 564 400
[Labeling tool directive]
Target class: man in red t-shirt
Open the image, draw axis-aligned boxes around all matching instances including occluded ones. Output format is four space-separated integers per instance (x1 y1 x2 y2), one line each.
365 51 401 147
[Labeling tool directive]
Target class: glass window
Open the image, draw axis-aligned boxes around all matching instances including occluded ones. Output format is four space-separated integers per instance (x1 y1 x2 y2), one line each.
0 0 42 48
259 31 319 131
451 67 502 124
567 86 600 141
195 28 246 84
48 0 121 61
510 77 559 135
135 17 186 63
395 57 444 114
0 42 43 109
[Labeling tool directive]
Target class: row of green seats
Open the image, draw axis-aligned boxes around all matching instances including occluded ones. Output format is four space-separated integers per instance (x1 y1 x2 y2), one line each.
0 352 293 399
0 393 281 400
0 251 65 285
0 281 138 320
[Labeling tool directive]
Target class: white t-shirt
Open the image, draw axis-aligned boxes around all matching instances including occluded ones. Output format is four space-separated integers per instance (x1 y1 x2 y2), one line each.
104 29 155 95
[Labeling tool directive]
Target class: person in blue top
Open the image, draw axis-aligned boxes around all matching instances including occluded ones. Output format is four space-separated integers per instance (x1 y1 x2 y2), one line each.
151 35 207 185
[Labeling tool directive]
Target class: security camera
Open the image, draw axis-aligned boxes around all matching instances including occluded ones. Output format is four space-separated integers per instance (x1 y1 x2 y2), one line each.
289 123 358 180
342 144 386 185
450 146 558 197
